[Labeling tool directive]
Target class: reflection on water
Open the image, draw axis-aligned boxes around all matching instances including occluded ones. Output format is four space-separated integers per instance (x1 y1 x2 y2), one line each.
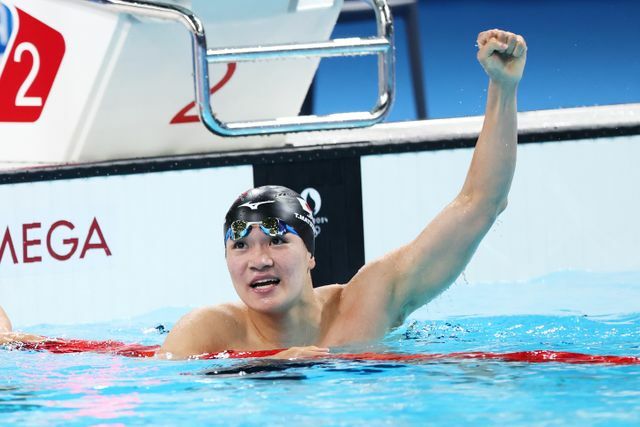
1 353 159 422
0 385 43 413
199 360 319 380
198 359 410 381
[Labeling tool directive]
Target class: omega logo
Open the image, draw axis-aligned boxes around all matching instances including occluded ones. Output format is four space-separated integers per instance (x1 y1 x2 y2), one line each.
0 217 111 264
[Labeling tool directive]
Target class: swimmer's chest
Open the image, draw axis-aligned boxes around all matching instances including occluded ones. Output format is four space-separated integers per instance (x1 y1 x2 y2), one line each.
319 299 392 346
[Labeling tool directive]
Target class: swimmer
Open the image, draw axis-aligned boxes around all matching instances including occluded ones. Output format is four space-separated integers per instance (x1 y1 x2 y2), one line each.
1 29 527 360
159 28 527 359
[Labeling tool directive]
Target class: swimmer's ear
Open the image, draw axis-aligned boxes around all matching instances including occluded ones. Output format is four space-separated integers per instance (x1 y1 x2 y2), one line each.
308 255 316 271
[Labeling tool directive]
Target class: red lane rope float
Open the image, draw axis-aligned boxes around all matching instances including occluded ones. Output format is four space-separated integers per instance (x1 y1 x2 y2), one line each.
331 351 640 366
18 340 161 358
13 339 640 365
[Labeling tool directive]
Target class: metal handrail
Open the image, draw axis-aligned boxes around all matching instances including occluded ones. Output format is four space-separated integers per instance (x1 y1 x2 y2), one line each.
85 0 395 136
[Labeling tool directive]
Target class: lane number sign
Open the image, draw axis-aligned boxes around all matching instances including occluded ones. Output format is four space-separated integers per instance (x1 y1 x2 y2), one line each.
0 4 65 122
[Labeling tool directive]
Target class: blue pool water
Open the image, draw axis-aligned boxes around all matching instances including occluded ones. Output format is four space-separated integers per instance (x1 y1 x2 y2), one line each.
2 276 640 426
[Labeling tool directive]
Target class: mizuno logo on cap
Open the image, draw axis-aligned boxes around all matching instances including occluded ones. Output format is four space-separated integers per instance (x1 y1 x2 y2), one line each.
239 200 275 210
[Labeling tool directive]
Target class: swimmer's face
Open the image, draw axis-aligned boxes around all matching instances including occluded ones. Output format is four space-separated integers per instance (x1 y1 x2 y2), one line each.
225 224 315 314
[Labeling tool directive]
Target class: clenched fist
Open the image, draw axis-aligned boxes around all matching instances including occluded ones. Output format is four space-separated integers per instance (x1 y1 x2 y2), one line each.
477 29 527 87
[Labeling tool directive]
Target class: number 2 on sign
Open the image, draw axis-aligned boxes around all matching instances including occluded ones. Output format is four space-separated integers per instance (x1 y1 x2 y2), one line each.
13 42 42 107
0 7 66 123
170 63 236 124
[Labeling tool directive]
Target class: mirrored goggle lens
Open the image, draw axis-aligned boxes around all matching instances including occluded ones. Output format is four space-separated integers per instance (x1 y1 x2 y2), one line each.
225 217 296 242
229 220 250 240
259 217 282 236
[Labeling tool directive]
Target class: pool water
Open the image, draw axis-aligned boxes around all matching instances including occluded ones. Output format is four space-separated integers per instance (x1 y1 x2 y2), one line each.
2 310 639 426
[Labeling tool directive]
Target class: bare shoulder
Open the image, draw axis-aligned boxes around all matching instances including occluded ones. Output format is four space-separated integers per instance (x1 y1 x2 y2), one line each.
157 303 246 359
315 277 388 318
187 303 245 325
319 261 407 344
314 283 344 302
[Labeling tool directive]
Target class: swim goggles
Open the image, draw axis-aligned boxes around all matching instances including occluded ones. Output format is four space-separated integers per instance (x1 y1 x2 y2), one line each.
225 217 299 243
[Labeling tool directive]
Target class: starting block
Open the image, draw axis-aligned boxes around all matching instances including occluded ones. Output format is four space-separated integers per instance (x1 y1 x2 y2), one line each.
0 0 394 167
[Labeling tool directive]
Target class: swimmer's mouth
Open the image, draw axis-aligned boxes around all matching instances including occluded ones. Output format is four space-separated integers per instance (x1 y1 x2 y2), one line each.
250 278 281 289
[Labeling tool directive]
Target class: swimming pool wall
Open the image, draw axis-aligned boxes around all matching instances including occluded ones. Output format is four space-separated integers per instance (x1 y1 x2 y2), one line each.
1 104 639 326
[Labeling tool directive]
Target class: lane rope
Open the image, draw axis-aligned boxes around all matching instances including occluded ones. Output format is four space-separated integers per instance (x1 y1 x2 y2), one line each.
11 339 640 365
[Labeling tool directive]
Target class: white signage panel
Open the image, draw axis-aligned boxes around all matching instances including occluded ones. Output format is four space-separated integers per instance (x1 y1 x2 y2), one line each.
362 135 640 282
0 165 253 326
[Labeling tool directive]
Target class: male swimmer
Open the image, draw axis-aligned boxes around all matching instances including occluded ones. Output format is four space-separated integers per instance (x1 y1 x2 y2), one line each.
1 29 527 360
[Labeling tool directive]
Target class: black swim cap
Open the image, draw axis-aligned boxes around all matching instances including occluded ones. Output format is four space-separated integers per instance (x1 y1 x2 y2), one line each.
224 185 316 255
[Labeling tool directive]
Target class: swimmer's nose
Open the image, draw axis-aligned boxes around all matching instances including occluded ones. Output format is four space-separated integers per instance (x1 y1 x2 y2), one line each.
248 246 274 270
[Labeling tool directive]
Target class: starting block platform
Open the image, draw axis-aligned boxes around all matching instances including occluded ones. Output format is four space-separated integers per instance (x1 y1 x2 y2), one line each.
0 0 394 168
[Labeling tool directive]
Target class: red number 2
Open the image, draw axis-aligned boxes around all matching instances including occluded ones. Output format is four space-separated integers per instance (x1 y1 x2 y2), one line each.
0 7 65 123
170 62 236 124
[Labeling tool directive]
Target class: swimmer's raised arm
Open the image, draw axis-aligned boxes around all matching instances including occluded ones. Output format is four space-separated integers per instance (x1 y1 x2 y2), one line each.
339 29 527 332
